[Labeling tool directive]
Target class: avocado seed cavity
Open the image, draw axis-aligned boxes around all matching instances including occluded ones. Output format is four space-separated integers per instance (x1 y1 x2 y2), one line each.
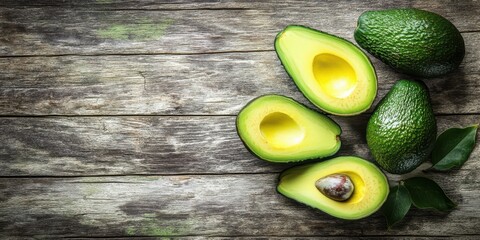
259 112 305 148
315 173 354 201
312 53 358 99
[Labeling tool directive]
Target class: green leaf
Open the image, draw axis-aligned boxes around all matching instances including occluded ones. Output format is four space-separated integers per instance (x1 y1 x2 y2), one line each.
403 177 456 212
381 184 411 229
431 125 478 171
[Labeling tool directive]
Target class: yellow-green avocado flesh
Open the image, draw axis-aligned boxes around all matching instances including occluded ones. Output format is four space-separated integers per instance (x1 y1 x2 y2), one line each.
236 95 341 162
278 156 389 220
275 25 377 116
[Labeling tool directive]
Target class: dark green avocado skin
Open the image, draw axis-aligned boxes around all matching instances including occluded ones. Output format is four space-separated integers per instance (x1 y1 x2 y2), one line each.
366 80 437 174
354 8 465 77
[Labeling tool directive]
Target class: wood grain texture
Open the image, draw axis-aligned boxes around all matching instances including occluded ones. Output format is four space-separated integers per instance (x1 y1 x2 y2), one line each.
0 171 479 238
1 31 479 115
1 1 479 238
1 115 478 176
0 1 479 56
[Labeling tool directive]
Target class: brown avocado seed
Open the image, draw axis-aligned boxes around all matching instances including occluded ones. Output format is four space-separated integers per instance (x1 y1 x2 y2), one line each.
315 173 354 201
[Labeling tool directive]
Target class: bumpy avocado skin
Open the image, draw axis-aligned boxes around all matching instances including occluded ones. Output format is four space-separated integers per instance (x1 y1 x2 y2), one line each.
354 8 465 77
366 80 437 174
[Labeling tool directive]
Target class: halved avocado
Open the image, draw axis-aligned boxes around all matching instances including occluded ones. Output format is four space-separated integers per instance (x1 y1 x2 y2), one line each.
236 94 341 162
275 25 377 116
278 156 389 220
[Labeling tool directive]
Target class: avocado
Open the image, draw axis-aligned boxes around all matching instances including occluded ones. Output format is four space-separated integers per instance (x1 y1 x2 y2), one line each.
275 25 377 116
367 80 437 174
278 156 389 220
354 8 465 77
236 94 341 162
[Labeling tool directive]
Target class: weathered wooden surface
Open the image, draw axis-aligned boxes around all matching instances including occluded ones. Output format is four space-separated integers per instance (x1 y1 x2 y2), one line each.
1 34 479 115
0 115 478 176
0 1 479 56
0 0 479 238
1 171 479 238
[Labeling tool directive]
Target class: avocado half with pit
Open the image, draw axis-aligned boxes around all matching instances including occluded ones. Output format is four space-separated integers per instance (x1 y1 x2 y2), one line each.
278 156 389 220
236 94 341 162
275 25 377 116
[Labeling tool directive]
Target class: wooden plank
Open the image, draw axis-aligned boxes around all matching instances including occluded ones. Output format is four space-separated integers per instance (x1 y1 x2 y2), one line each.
0 52 286 115
1 31 479 115
0 1 477 238
0 170 479 238
1 115 478 176
0 1 479 56
1 0 480 14
60 238 459 240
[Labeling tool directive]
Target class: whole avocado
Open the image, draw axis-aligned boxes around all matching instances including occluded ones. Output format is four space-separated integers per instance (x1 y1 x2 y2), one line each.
354 8 465 77
366 80 437 174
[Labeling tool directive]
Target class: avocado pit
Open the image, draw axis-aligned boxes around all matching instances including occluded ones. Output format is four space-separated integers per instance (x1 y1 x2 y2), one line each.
315 173 354 201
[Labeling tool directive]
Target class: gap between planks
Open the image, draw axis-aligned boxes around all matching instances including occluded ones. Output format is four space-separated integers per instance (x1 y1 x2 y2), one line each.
0 114 239 118
0 6 255 11
0 49 274 59
0 167 474 179
0 112 478 118
51 233 480 239
0 172 279 179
